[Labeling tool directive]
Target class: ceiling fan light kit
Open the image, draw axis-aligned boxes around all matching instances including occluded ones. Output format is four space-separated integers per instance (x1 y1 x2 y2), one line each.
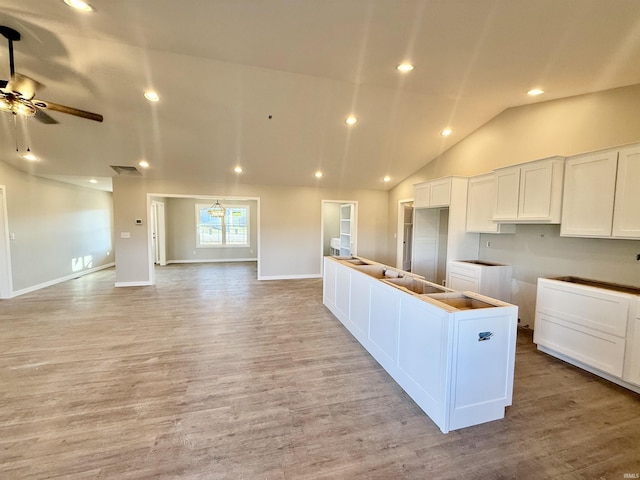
0 25 104 124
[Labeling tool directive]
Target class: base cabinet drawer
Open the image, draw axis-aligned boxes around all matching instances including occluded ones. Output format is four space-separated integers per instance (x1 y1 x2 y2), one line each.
534 277 640 393
535 313 626 376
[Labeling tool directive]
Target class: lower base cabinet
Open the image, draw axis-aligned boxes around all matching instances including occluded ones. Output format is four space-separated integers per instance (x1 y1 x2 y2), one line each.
323 256 518 433
534 277 640 393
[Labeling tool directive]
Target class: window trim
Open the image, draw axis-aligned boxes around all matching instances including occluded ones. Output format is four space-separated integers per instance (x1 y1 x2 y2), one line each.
195 203 250 249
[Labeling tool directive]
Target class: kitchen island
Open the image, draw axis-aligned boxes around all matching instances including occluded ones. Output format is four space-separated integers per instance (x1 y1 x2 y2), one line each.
323 256 518 433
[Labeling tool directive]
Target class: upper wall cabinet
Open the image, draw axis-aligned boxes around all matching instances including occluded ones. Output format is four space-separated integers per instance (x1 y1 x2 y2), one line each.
465 174 515 234
612 146 640 238
561 144 640 239
414 177 452 208
492 156 565 223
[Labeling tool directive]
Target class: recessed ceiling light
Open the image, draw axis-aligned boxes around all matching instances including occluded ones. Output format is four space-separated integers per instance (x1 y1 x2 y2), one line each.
63 0 93 11
315 171 323 178
22 152 37 161
234 166 243 173
527 88 544 96
383 176 391 182
345 115 358 126
89 178 98 184
144 91 160 102
440 128 452 137
138 160 150 168
397 63 414 72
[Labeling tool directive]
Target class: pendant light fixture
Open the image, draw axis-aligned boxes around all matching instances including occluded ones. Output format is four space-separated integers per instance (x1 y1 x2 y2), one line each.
208 199 225 218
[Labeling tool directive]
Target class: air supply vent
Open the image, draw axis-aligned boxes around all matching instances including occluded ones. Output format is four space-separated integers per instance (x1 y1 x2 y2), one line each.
110 165 142 176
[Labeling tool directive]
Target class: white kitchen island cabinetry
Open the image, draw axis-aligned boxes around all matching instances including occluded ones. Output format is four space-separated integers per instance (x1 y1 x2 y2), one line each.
323 256 518 433
534 277 640 393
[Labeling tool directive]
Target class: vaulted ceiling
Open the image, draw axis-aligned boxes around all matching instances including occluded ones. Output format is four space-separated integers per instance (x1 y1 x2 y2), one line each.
1 0 640 192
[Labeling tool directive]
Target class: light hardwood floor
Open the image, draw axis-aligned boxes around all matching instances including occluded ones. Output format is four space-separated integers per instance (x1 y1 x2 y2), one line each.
1 262 639 479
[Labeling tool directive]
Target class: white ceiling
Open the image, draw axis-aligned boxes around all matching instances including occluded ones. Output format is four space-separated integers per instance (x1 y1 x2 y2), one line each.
1 0 640 191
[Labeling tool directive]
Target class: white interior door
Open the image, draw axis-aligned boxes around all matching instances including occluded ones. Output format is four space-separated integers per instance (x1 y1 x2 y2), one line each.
151 201 167 266
0 186 13 298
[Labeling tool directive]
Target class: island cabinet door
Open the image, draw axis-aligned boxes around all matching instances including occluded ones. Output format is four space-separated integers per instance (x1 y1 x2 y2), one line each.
396 295 451 431
448 308 517 431
323 257 338 310
368 281 401 369
349 271 371 341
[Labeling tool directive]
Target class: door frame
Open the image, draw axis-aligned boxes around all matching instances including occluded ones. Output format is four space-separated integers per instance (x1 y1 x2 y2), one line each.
0 185 13 298
396 198 413 270
150 200 167 266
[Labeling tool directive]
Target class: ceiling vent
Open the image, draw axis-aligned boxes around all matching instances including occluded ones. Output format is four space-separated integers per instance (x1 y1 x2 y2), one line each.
110 165 142 176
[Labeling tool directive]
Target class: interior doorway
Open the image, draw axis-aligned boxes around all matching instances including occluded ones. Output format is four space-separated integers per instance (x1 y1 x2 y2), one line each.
0 186 12 298
321 200 357 269
0 185 13 298
396 199 414 271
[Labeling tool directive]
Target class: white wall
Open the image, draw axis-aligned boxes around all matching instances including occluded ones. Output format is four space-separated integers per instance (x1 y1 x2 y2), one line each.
388 83 640 326
0 160 114 295
112 176 388 284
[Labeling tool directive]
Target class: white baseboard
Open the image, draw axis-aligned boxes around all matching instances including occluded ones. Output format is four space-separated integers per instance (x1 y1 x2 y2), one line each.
114 280 154 287
259 273 322 281
10 262 115 298
167 258 258 264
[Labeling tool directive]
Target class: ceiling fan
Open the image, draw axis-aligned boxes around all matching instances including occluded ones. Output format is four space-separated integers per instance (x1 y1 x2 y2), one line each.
0 25 103 124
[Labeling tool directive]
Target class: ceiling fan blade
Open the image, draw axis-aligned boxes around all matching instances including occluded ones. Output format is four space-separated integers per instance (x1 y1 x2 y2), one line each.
33 98 103 123
7 73 42 100
34 107 60 124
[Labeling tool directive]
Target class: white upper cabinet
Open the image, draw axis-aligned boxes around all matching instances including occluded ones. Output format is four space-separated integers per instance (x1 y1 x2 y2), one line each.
493 156 565 223
612 145 640 238
561 150 617 237
561 144 640 239
414 177 451 208
466 174 515 234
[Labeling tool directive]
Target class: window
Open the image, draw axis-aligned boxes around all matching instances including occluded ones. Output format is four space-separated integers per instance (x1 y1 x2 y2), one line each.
196 204 249 247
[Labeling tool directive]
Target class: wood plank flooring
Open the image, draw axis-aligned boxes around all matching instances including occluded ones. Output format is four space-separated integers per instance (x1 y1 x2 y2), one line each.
1 262 639 479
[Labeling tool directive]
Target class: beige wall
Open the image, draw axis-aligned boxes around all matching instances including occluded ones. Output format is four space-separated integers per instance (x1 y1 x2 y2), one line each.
112 176 388 283
388 83 640 326
0 160 114 294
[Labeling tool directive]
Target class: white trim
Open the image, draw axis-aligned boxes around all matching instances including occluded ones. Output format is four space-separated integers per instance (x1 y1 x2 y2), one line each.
320 199 358 275
396 198 413 270
195 203 250 248
0 185 13 299
167 258 258 264
259 273 322 281
115 280 154 287
10 262 114 298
